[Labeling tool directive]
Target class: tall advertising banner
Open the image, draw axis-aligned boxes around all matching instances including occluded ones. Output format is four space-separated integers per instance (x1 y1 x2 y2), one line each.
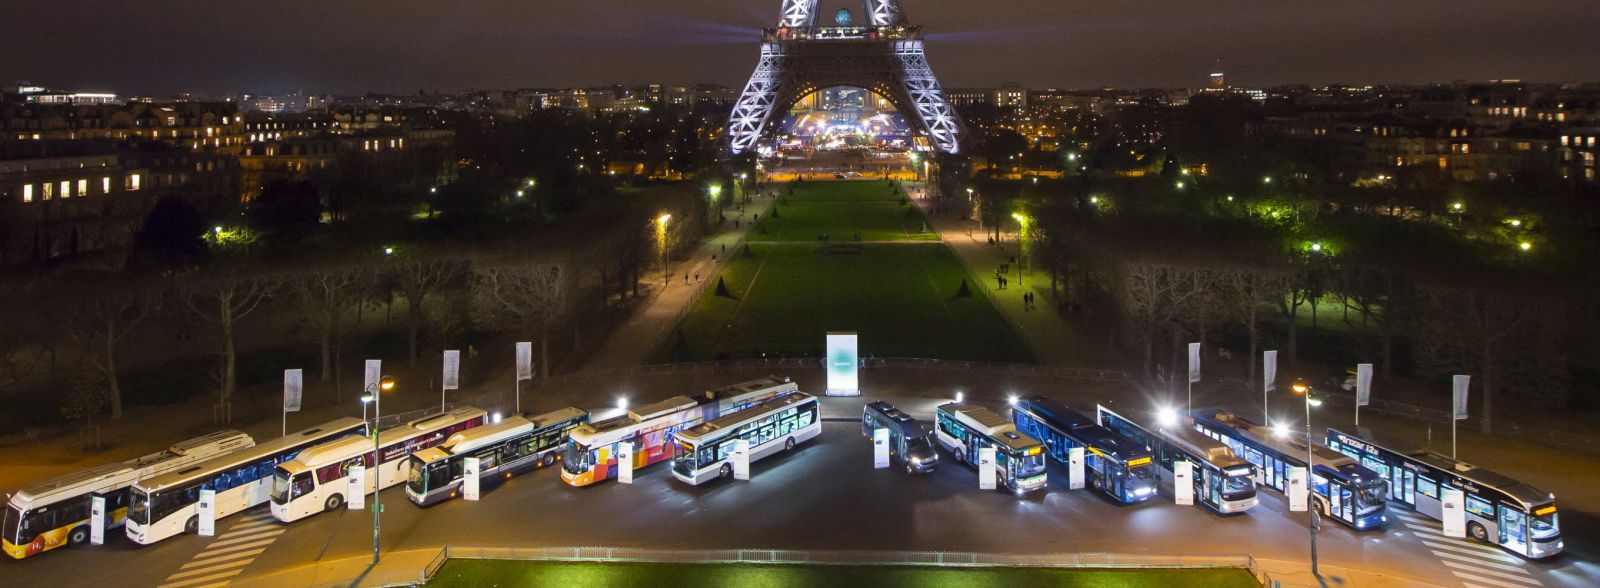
515 342 534 381
284 369 303 412
346 465 365 510
1289 466 1309 512
1442 487 1467 538
363 360 381 394
1068 446 1085 490
872 428 890 469
90 496 105 545
1187 342 1202 383
1174 461 1194 506
1356 364 1374 406
463 457 481 500
442 350 461 390
978 447 997 490
617 442 634 485
733 440 750 481
198 489 216 537
1452 375 1471 421
1263 350 1278 392
825 332 860 396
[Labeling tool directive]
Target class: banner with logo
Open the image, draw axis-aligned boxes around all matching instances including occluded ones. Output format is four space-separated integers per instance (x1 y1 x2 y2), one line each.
1187 342 1201 383
364 360 381 394
1289 466 1308 511
90 496 105 545
618 442 634 485
283 369 303 412
1442 487 1466 538
1356 363 1373 407
1453 375 1471 421
978 447 997 490
1263 350 1278 392
825 332 860 396
197 489 216 536
1174 461 1194 506
1069 446 1085 490
733 439 751 480
463 457 480 500
515 342 533 381
346 465 365 510
442 350 461 391
873 428 889 469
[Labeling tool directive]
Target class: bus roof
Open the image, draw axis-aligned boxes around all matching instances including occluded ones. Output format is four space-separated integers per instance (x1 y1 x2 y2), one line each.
136 418 366 493
529 407 587 429
1197 413 1369 479
677 393 816 444
864 401 929 437
9 430 252 507
698 375 794 401
280 407 484 474
1329 428 1552 507
938 403 1042 453
1165 419 1249 470
629 395 700 421
442 417 534 455
1017 396 1098 430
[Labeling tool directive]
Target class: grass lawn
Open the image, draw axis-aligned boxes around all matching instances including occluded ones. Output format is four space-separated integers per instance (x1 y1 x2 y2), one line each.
427 560 1261 588
659 242 1031 363
748 180 937 242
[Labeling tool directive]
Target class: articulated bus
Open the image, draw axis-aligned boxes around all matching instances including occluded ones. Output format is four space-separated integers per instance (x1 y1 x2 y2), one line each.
1192 413 1387 530
407 407 587 506
3 430 253 559
562 375 798 486
269 407 486 522
672 392 821 484
1096 405 1258 514
126 418 367 545
861 401 938 474
934 403 1047 494
1327 428 1561 558
1011 396 1157 504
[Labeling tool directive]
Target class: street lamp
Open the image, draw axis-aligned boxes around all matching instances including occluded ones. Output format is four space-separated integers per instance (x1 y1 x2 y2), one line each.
656 213 672 286
362 374 397 565
1291 378 1323 578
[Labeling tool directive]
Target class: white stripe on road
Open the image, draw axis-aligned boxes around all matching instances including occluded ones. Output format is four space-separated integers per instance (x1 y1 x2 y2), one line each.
227 518 276 531
207 528 284 549
1421 540 1526 565
164 557 251 581
1394 510 1431 522
217 523 279 540
1450 571 1542 588
155 568 244 588
182 547 266 569
1430 550 1529 574
1411 530 1515 555
188 537 278 558
1441 562 1541 585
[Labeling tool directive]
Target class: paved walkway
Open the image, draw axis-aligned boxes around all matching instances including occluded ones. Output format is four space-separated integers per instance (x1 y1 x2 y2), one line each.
582 195 777 370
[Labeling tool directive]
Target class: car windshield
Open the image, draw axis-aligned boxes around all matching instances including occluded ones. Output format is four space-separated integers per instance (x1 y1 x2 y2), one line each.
1531 511 1560 540
2 505 19 543
269 469 292 505
1355 479 1388 514
562 442 590 475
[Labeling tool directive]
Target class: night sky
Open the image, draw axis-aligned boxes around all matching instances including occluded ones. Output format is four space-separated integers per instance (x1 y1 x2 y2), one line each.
3 1 1598 95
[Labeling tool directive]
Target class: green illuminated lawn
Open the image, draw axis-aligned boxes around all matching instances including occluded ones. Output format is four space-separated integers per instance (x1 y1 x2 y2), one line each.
660 242 1031 362
427 560 1261 588
747 180 937 242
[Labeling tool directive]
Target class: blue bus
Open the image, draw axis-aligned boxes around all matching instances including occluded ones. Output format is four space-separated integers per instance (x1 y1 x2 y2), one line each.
1327 428 1561 559
1096 405 1257 514
1011 396 1156 504
1191 412 1387 530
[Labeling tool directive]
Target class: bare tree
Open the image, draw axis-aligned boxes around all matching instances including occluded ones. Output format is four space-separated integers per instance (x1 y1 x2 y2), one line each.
66 290 161 420
1414 283 1563 434
289 268 373 384
395 260 461 367
1116 262 1212 380
470 261 573 378
180 275 276 424
1217 265 1292 389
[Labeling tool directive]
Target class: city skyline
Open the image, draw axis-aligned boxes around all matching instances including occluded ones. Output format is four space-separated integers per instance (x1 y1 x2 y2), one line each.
3 0 1598 95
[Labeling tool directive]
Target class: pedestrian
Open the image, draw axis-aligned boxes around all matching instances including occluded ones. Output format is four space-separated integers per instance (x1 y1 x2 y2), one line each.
685 272 689 284
694 272 700 283
721 243 727 254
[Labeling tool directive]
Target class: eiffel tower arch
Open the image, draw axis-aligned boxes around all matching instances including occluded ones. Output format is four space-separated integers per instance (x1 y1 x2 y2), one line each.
727 0 965 156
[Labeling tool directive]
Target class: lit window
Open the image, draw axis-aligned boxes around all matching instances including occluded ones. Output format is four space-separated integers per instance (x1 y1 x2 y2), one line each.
22 184 33 202
60 181 72 198
102 177 111 193
78 179 87 195
42 182 53 200
128 174 142 191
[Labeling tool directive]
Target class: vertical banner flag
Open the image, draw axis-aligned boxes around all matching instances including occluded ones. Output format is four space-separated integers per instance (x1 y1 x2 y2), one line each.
198 489 216 536
1263 350 1279 392
1452 375 1470 421
1187 342 1202 383
825 332 860 396
1442 487 1467 538
733 439 751 481
978 447 998 490
283 369 303 412
873 428 890 469
363 360 381 394
346 465 365 510
1289 466 1309 511
90 496 105 545
515 342 533 381
442 350 461 391
617 442 634 485
1356 363 1373 407
463 457 481 500
1174 461 1194 506
1068 446 1086 490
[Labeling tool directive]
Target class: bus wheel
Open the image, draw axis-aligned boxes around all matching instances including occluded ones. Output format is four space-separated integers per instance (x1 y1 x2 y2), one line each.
785 437 797 452
184 516 199 535
1468 522 1488 542
325 494 345 512
720 463 733 479
542 453 556 468
68 525 89 545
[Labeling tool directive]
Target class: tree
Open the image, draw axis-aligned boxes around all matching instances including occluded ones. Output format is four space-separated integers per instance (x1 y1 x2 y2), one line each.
131 196 208 270
1115 262 1213 381
247 179 323 242
60 374 109 450
179 274 276 424
470 261 572 378
395 260 462 367
1217 265 1293 389
1414 283 1565 433
289 268 372 385
66 290 161 420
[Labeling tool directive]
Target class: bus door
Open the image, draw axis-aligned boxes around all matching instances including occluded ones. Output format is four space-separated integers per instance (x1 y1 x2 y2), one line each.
1202 466 1217 507
1109 461 1124 499
1498 505 1528 553
1392 466 1414 506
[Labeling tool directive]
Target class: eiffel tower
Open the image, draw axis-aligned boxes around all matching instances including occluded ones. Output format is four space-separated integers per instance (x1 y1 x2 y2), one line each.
726 0 964 155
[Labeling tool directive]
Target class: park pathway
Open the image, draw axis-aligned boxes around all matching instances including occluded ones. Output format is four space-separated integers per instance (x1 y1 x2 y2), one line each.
581 195 777 370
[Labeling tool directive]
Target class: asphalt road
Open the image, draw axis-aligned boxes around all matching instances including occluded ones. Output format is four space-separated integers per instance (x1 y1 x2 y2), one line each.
4 395 1591 588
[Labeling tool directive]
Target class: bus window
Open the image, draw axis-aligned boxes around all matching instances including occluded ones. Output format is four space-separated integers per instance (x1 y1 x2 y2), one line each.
1500 507 1527 549
289 473 314 500
1466 494 1495 518
1531 510 1559 540
1415 474 1437 498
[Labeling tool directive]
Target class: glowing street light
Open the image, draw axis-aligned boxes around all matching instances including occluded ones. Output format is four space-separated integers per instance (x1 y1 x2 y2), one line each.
1310 243 1323 253
1451 202 1464 212
954 391 965 403
617 396 630 411
1519 241 1533 252
656 213 672 286
1273 423 1290 438
1508 219 1522 227
1156 406 1180 428
1263 176 1273 185
1007 394 1019 406
383 247 394 256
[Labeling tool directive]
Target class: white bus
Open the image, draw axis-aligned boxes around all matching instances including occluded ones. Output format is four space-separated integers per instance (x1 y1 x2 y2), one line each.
126 418 367 545
934 402 1048 495
671 392 820 484
270 407 485 522
4 430 252 559
407 407 587 506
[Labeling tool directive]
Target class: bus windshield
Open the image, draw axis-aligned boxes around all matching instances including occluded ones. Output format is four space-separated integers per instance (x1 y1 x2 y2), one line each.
406 458 429 495
269 469 292 505
3 505 19 544
1015 451 1046 478
1355 479 1387 514
1222 472 1255 498
671 442 696 476
907 436 932 453
127 491 150 526
1130 463 1156 481
562 442 591 475
1532 511 1559 540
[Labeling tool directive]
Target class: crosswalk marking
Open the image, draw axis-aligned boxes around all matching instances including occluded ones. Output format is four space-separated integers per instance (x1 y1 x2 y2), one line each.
190 537 277 559
1421 540 1526 564
1441 562 1540 585
155 569 245 588
181 548 266 569
1449 570 1541 588
207 528 284 549
156 508 286 588
216 524 282 541
1430 550 1528 574
225 518 275 532
165 558 252 581
1389 506 1543 588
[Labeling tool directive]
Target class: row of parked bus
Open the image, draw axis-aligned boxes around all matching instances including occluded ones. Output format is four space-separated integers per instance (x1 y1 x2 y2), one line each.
3 377 1562 562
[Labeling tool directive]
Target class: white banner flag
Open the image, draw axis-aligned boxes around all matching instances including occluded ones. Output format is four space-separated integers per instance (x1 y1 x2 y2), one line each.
1452 375 1470 421
442 350 461 391
283 369 303 412
1187 342 1201 383
733 439 750 481
515 342 533 381
1068 446 1085 490
197 489 216 536
1263 350 1278 392
1174 460 1194 506
978 447 997 490
363 359 381 394
617 441 634 485
872 428 890 469
463 457 481 500
1442 487 1467 538
90 496 105 545
1356 363 1373 407
1289 466 1308 511
346 465 364 510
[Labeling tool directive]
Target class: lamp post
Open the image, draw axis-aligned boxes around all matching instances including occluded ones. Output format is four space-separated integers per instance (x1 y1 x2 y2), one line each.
361 375 397 565
656 213 672 286
1011 212 1029 288
1291 378 1323 578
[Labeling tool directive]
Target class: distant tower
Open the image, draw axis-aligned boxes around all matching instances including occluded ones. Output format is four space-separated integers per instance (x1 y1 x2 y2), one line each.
1209 59 1227 92
725 0 964 155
